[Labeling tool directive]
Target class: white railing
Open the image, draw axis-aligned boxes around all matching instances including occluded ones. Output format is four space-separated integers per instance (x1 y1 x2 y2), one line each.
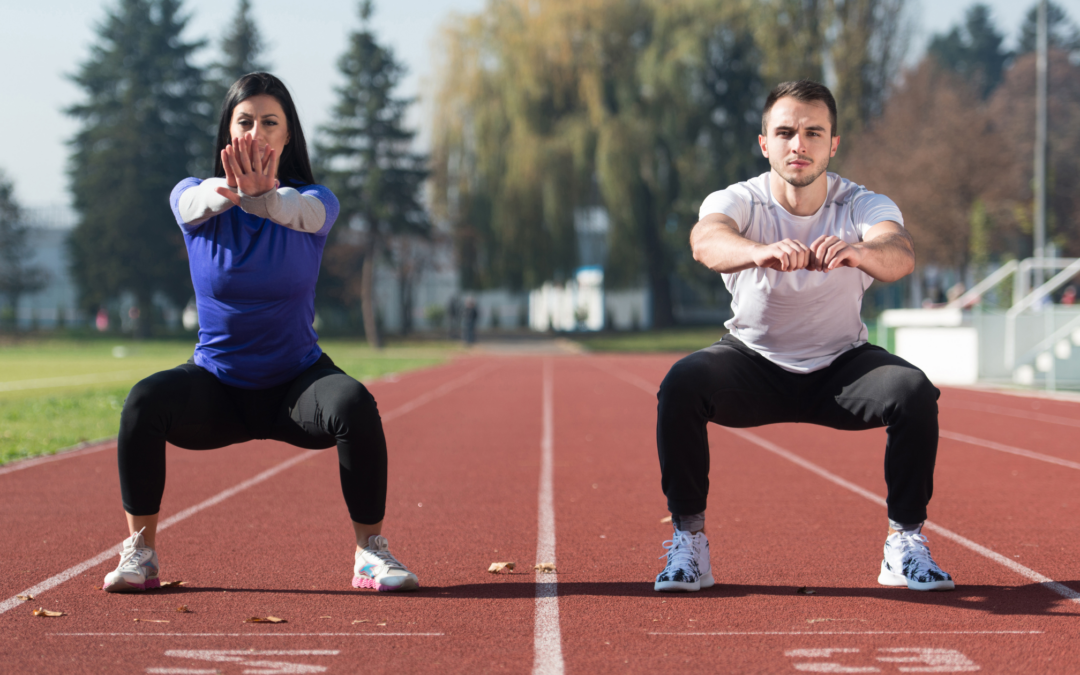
1004 257 1080 369
945 260 1018 309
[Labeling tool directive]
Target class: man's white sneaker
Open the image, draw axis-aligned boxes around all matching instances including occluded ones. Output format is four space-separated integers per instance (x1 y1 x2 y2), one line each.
878 531 955 591
353 535 419 592
103 527 160 593
654 529 714 592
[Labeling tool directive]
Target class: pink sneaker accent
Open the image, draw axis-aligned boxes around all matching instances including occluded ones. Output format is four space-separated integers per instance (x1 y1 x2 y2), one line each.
352 576 396 592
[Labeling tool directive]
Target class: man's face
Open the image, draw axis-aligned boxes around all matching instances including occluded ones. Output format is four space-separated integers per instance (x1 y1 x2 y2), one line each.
759 96 840 188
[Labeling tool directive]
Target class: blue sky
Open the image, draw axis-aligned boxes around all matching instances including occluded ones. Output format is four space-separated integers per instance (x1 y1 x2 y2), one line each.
2 0 1077 209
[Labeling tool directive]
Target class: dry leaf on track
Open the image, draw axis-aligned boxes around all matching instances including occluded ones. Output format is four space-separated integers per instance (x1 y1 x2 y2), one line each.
660 516 672 524
16 595 34 601
133 618 170 623
159 581 185 588
376 622 387 627
32 608 65 617
352 619 370 624
245 616 286 624
319 616 332 619
176 606 191 613
534 562 556 573
488 562 515 573
796 586 816 595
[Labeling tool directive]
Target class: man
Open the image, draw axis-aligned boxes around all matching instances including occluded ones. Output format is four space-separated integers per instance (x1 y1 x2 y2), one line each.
653 80 953 593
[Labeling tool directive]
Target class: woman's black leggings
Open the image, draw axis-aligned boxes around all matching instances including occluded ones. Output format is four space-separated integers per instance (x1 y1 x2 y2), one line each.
117 353 387 524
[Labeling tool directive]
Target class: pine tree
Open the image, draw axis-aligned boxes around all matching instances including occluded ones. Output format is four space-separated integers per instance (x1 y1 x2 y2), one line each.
67 0 209 337
318 0 429 348
211 0 269 105
1017 1 1080 55
929 4 1010 99
0 170 48 329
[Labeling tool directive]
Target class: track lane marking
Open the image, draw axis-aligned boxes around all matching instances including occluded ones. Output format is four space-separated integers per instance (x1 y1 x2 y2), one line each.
0 438 115 477
649 631 1043 636
593 361 1080 606
533 358 565 675
54 633 444 637
0 362 498 616
940 430 1080 471
942 400 1080 429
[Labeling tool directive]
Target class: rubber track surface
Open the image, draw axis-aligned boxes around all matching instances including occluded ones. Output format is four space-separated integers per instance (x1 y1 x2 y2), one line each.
1 354 1078 673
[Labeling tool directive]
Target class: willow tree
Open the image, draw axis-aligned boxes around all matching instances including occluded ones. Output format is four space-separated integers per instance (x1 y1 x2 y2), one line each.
432 0 761 326
752 0 910 145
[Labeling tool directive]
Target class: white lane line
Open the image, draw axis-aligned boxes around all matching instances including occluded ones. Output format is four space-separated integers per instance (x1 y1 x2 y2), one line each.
0 438 115 477
942 400 1080 429
0 370 148 392
533 358 564 675
649 631 1044 636
727 427 1080 606
0 363 497 616
0 451 317 616
55 633 443 637
594 362 1080 606
940 430 1080 471
380 362 499 423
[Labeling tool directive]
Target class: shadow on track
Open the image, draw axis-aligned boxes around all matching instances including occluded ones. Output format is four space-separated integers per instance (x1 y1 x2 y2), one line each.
150 581 1080 617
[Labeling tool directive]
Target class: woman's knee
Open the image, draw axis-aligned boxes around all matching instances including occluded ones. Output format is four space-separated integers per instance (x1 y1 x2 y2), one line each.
320 377 380 426
121 370 188 426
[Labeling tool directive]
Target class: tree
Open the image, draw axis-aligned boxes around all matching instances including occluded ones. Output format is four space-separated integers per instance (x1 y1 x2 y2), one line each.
318 0 429 348
67 0 209 337
752 0 910 146
986 50 1080 259
211 0 269 104
433 0 766 327
1017 1 1080 55
928 3 1010 99
844 60 1005 274
0 170 48 328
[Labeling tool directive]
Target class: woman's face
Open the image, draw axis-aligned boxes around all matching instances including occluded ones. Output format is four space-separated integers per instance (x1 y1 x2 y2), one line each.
229 94 290 163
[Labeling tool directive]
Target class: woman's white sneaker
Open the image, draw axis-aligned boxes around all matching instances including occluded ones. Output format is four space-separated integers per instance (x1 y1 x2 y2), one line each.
654 530 714 592
103 528 160 593
353 535 419 592
878 531 955 591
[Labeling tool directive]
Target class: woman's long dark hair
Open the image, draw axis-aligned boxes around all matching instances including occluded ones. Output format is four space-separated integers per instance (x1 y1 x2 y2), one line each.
213 72 315 186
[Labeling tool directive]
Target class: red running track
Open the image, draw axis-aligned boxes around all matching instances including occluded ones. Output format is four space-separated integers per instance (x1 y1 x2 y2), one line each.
1 353 1078 674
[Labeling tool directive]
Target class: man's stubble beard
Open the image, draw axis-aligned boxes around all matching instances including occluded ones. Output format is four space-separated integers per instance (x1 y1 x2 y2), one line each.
771 154 830 188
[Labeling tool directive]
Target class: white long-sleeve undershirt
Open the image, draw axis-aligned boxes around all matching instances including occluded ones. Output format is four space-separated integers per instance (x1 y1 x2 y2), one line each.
176 177 328 234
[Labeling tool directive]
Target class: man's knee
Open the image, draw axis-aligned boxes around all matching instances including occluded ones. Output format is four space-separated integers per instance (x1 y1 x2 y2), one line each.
884 366 939 415
658 353 714 405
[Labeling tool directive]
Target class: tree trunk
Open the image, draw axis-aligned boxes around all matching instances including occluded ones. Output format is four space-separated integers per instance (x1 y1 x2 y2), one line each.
361 234 383 349
637 183 674 328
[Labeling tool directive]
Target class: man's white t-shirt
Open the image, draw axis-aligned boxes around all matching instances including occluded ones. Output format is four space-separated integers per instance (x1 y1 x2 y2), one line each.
699 171 904 374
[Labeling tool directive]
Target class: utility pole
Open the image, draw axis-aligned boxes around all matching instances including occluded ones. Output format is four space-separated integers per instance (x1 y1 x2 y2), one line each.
1033 0 1048 288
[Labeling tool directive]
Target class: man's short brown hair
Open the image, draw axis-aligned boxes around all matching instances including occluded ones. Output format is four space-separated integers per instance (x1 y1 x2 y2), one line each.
761 80 838 137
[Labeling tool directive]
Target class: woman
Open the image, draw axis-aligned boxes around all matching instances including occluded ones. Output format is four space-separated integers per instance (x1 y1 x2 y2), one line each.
103 73 418 593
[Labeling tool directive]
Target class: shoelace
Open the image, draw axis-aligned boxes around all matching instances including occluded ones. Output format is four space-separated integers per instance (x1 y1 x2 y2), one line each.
117 544 148 572
658 531 697 571
899 533 941 571
367 547 408 572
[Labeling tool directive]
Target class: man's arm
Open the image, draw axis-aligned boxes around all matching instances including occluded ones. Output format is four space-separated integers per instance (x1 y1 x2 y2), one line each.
809 220 914 282
690 213 814 273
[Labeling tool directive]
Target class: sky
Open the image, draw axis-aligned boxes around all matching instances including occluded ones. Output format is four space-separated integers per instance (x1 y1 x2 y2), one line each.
2 0 1078 212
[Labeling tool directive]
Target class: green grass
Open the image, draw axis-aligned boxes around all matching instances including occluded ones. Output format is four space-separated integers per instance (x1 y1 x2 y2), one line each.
570 327 727 353
0 337 460 466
